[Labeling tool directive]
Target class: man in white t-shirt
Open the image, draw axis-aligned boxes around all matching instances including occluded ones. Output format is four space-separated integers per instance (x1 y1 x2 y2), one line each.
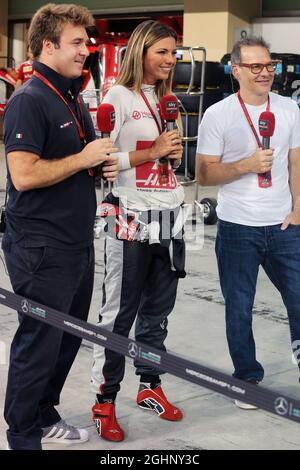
196 37 300 409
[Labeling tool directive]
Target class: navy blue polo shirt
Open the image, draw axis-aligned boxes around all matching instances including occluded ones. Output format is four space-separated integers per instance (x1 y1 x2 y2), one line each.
4 62 97 249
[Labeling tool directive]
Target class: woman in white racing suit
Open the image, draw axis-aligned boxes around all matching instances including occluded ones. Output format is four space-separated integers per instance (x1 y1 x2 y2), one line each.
91 20 185 442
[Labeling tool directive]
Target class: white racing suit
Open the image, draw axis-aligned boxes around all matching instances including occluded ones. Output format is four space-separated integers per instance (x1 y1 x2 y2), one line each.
91 194 186 396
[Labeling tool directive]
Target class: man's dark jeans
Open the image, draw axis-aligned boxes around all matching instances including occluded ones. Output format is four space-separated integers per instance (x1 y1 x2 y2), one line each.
2 240 94 450
216 220 300 382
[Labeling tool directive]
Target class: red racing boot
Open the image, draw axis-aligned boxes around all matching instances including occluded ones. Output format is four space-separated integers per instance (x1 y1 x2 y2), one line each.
136 384 183 421
92 402 125 442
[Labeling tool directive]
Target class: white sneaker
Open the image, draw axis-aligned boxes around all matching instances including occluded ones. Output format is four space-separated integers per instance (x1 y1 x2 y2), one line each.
42 419 89 445
234 400 259 410
234 378 259 410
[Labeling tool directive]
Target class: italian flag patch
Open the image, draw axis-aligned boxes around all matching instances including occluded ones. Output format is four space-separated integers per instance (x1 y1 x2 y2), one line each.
15 133 23 139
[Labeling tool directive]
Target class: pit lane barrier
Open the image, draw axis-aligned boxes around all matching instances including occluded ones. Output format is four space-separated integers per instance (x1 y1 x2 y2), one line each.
0 286 299 424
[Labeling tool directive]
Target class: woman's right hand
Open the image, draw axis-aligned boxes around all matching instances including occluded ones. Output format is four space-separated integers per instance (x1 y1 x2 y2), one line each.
149 130 182 160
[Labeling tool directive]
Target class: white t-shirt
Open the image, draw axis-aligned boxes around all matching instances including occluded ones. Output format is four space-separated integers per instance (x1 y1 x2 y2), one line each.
197 92 300 226
102 84 184 211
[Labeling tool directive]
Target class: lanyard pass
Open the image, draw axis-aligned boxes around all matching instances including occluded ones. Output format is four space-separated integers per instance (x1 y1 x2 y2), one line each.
237 91 272 188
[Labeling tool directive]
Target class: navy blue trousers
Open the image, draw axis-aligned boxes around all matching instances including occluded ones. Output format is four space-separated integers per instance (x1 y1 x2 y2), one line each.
216 220 300 382
3 241 94 450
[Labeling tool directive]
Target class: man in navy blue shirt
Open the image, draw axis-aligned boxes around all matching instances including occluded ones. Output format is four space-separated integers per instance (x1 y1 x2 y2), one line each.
2 3 118 450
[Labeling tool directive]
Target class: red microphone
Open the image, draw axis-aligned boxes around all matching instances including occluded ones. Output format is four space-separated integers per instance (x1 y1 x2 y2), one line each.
258 111 275 188
159 94 179 130
91 103 116 179
158 95 179 184
96 103 116 137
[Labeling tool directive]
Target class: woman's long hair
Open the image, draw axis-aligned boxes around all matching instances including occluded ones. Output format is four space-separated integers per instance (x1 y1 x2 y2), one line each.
115 20 177 100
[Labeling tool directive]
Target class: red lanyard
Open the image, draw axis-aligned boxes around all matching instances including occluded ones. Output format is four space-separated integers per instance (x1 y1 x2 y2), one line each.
237 91 270 148
140 89 165 134
33 70 86 142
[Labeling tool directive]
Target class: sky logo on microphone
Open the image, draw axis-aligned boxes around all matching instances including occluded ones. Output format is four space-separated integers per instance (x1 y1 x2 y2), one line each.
166 101 178 115
258 119 269 131
110 111 116 125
